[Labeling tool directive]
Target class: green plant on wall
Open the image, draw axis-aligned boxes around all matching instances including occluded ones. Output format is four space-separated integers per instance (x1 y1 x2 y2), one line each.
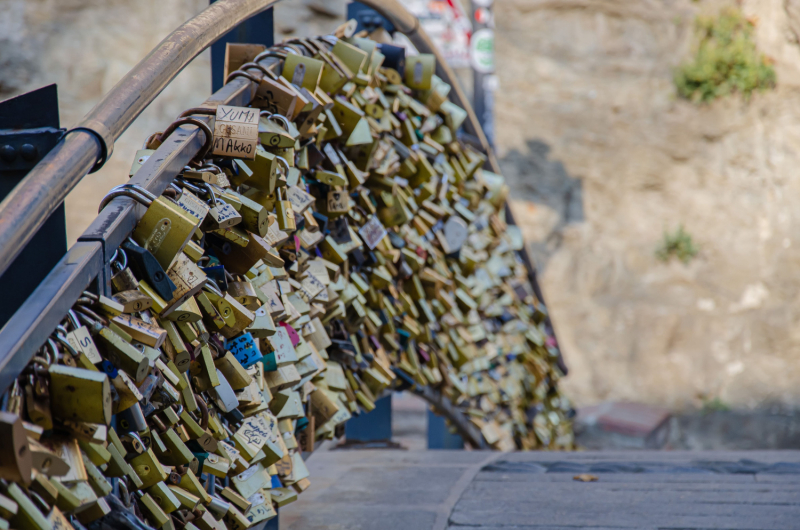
674 8 776 102
656 225 699 264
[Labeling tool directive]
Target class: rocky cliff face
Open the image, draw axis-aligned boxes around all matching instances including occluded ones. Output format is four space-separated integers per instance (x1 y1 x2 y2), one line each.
499 0 800 409
3 0 800 410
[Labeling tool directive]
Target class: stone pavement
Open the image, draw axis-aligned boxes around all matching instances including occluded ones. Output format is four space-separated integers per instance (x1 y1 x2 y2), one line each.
280 449 800 530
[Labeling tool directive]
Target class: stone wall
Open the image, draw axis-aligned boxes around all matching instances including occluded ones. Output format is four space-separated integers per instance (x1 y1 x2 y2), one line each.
500 0 800 409
4 0 800 411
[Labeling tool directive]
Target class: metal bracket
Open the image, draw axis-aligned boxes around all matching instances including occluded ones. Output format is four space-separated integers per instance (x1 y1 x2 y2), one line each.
0 127 65 173
68 119 115 173
347 2 397 34
0 84 68 331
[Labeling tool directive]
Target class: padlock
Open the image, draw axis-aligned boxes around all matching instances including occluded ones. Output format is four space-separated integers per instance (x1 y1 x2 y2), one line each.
110 248 139 292
0 412 32 485
94 323 150 383
174 180 233 233
0 29 580 530
113 289 153 313
282 54 324 91
275 187 296 232
227 276 259 308
100 185 201 271
48 365 112 425
258 113 296 148
174 185 211 228
122 239 177 301
205 191 242 232
117 403 148 433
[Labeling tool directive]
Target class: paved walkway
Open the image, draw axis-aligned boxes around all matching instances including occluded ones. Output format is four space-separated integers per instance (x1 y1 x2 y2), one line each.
280 450 800 530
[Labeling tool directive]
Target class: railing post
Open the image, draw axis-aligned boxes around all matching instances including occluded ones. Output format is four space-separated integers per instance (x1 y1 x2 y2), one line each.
0 84 67 329
346 2 396 34
470 0 496 148
345 395 393 444
210 1 275 92
427 410 465 450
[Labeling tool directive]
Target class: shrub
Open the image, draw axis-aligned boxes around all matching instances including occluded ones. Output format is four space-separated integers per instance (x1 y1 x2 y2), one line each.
656 225 698 264
674 8 776 102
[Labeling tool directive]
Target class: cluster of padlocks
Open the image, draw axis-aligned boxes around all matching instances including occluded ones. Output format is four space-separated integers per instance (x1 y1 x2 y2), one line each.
0 21 573 530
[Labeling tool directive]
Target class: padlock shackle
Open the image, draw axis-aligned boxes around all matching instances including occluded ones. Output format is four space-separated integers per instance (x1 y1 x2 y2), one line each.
194 393 209 429
176 179 205 196
158 118 214 165
127 431 145 448
195 163 221 174
318 35 337 47
110 247 129 272
74 306 108 327
204 183 218 205
54 334 79 358
28 490 50 515
82 290 99 302
178 107 216 119
204 280 224 298
267 114 292 132
166 182 183 199
118 480 131 508
45 339 58 365
67 310 82 330
283 38 316 56
118 183 157 202
240 62 278 81
253 50 288 63
274 156 290 177
225 69 262 85
98 189 152 213
282 45 302 56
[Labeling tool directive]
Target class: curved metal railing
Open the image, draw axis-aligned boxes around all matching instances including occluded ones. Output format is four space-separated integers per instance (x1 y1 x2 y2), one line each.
0 0 280 280
0 0 527 448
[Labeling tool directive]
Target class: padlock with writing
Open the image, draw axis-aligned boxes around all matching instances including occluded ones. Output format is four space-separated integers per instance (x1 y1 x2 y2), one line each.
99 185 201 271
275 187 296 232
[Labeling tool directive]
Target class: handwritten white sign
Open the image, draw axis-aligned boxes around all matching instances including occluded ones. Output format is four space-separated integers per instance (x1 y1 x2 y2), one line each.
213 105 259 159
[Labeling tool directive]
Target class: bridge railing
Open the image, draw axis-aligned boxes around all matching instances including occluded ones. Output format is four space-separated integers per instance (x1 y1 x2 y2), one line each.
0 0 544 448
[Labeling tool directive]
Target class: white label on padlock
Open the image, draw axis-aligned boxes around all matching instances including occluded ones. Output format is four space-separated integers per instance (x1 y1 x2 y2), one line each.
300 273 326 300
213 105 259 159
176 190 210 222
267 327 298 366
66 327 102 364
358 215 387 250
286 185 315 214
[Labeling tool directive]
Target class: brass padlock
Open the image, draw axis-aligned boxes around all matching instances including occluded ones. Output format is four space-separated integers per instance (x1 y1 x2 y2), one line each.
99 184 201 271
109 248 139 292
48 365 112 425
275 187 296 232
0 412 32 485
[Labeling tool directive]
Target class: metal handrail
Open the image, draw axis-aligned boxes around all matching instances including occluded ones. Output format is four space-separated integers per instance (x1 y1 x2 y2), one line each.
0 0 279 280
0 0 543 448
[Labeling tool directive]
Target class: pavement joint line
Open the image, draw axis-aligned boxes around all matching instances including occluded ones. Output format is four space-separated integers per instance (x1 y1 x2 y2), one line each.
434 452 506 530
